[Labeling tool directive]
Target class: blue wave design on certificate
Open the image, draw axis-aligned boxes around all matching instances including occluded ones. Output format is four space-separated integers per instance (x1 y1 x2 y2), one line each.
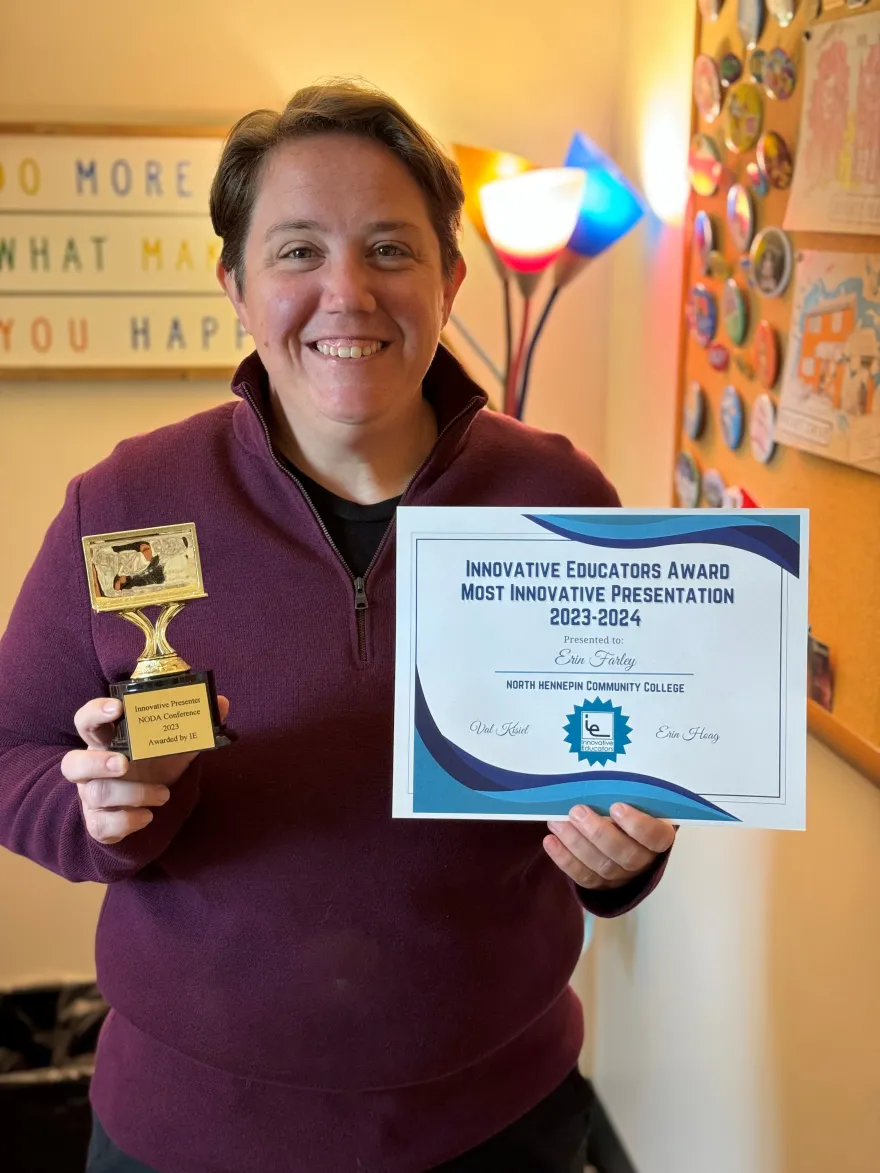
525 514 801 578
414 674 739 822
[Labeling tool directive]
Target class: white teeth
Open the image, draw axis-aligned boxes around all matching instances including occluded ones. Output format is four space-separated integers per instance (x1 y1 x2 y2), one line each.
314 341 384 358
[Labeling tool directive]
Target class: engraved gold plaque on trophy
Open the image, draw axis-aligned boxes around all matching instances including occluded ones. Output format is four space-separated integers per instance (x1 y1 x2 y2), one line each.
81 522 230 761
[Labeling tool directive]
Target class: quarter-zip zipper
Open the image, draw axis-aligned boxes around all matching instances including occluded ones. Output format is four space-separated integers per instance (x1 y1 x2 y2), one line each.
239 383 484 662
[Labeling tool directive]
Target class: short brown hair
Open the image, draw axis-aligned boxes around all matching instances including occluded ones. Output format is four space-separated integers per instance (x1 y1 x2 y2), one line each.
210 79 464 289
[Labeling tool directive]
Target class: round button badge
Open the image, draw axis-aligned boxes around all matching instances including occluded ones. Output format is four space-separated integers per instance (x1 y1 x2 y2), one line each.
763 47 796 99
688 284 718 347
749 49 766 82
703 469 728 508
738 0 765 49
723 279 749 346
720 53 744 86
768 0 796 26
750 393 777 463
746 160 770 195
688 134 723 196
694 55 723 122
754 319 780 388
757 131 794 189
709 251 733 279
750 227 793 298
708 343 732 371
726 82 764 153
727 184 756 253
685 382 708 440
675 452 702 509
721 385 745 449
693 212 714 275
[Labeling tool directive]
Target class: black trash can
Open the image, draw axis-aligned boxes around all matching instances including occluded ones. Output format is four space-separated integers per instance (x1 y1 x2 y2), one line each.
0 982 108 1173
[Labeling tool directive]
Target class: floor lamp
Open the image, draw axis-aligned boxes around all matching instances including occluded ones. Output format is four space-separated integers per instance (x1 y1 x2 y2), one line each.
451 133 645 420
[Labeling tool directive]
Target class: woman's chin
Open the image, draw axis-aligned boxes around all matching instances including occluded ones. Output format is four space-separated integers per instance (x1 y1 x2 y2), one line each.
312 386 400 427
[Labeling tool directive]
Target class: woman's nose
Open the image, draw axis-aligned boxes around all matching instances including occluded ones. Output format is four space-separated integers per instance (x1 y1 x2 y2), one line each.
320 255 377 315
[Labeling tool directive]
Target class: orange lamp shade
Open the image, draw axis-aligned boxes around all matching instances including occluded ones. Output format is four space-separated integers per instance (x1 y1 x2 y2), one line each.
451 143 536 244
478 168 587 274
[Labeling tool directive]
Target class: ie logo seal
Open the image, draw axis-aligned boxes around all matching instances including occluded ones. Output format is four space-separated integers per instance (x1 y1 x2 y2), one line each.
564 697 632 766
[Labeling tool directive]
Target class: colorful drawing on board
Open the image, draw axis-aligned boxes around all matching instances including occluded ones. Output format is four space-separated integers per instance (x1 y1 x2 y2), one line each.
784 12 880 235
776 250 880 475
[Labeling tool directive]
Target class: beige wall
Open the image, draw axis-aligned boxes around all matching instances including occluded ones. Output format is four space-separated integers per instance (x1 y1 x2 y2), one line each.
0 1 622 981
594 4 880 1173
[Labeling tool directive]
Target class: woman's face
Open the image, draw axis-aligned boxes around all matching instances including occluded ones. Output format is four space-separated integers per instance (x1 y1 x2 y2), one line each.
221 133 465 431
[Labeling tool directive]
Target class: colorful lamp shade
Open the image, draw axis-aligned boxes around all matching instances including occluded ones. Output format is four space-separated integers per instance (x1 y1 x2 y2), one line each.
451 143 536 246
554 131 644 288
478 167 586 294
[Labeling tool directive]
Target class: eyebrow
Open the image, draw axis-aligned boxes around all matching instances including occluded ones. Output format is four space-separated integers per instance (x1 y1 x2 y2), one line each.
264 218 422 239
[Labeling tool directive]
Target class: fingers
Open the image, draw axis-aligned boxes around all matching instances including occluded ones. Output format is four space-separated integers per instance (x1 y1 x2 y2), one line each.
543 833 610 890
608 804 677 854
73 697 123 749
217 695 230 723
77 778 171 812
61 748 129 785
81 807 155 845
545 804 676 890
561 805 657 874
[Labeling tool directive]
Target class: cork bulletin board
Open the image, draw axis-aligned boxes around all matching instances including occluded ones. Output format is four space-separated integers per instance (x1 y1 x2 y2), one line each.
676 0 880 785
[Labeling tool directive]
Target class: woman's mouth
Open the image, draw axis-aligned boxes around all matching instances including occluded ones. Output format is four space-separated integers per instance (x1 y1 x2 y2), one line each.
309 339 389 359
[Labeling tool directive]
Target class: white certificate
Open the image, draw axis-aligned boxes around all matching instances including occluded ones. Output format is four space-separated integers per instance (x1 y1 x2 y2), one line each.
393 508 808 829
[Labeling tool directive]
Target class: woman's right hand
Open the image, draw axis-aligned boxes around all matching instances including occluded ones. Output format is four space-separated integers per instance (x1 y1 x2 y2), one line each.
62 695 229 844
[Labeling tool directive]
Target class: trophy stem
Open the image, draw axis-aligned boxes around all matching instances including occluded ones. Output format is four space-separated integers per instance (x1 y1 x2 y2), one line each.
121 604 192 680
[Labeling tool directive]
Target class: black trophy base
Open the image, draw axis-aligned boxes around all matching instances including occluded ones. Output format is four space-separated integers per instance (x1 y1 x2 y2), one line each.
109 669 231 761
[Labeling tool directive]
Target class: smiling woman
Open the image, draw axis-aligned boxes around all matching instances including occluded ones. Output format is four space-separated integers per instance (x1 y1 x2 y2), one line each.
208 85 468 503
0 79 673 1173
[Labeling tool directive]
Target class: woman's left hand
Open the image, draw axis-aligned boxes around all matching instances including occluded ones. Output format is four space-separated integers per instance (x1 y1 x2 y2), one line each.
544 803 676 890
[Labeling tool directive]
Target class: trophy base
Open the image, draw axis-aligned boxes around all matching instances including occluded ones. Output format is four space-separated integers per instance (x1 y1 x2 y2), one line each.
109 669 231 761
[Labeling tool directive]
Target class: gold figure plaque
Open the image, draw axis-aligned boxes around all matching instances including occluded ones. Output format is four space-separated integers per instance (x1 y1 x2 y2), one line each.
81 522 231 761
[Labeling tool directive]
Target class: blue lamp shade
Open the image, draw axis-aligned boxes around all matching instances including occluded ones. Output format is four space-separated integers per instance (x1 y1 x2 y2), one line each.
563 131 644 260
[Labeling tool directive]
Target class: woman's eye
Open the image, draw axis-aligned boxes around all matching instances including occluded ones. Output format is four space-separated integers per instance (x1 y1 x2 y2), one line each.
375 244 408 258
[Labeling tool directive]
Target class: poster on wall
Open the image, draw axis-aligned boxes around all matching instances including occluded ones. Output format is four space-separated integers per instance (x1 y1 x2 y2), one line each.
0 128 251 375
783 12 880 236
776 250 880 475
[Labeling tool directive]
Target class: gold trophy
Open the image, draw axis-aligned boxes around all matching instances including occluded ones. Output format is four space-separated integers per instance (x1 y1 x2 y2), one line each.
82 522 231 761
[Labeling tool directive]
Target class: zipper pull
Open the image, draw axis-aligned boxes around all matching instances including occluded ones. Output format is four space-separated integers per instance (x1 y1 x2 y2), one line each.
354 577 369 612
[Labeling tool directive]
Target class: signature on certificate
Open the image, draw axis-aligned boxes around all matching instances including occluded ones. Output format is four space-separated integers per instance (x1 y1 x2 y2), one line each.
656 725 720 744
470 720 530 737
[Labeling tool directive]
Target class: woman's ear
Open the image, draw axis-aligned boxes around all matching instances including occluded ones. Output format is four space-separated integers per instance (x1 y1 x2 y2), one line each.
217 261 250 334
441 256 467 327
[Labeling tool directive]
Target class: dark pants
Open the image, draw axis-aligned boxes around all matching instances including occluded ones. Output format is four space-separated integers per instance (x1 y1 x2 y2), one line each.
86 1068 592 1173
